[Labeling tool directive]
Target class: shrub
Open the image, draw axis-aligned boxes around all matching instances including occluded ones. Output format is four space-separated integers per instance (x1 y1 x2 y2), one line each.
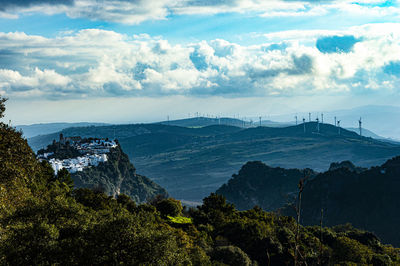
211 245 254 266
155 198 183 217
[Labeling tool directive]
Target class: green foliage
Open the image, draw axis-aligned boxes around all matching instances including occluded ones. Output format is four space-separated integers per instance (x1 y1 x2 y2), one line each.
154 198 183 217
116 193 136 212
332 236 373 263
167 216 193 224
38 142 81 160
56 168 74 191
0 97 6 119
211 245 254 266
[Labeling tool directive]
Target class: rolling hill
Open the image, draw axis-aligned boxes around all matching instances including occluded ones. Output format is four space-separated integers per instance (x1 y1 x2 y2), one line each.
26 121 400 203
16 122 109 138
158 116 293 128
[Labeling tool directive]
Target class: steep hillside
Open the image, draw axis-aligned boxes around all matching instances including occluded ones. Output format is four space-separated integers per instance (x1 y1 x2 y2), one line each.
287 156 400 246
72 145 167 203
218 157 400 246
40 141 167 203
216 161 367 212
216 161 314 211
28 122 400 202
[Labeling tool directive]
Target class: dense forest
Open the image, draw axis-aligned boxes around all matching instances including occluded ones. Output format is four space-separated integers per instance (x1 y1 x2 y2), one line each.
1 97 400 265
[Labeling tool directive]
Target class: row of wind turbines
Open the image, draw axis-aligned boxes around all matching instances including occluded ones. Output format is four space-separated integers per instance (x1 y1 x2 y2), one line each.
294 113 363 136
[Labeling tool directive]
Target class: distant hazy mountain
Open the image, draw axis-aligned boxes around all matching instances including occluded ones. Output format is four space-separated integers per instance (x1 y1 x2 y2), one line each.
346 127 382 139
16 122 109 138
279 105 400 140
27 122 400 203
158 116 292 128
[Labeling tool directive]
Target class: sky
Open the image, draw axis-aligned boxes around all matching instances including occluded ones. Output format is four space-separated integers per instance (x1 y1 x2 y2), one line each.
0 0 399 125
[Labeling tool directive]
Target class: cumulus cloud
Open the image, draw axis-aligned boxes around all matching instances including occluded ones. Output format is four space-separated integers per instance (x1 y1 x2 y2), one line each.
0 24 399 99
0 0 398 23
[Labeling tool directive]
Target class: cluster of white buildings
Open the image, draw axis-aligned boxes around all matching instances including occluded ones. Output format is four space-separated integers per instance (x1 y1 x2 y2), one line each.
76 139 117 154
41 136 118 175
49 153 108 174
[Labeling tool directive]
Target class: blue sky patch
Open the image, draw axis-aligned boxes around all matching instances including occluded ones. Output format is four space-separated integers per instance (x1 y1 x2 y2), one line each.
316 35 361 54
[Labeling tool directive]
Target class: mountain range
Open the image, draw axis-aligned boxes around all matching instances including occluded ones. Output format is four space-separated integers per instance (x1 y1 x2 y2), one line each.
24 120 400 203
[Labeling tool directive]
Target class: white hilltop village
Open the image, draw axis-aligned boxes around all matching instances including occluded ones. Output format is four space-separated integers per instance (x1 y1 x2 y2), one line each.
38 134 117 175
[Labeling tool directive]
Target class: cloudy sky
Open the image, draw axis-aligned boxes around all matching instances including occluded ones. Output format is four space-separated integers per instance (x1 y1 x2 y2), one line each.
0 0 399 125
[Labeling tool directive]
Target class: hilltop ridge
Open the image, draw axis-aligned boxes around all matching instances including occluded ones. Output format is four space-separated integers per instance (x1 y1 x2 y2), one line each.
217 156 400 246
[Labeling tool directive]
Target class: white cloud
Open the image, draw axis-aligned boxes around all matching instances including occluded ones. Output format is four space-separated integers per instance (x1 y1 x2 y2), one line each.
0 0 398 24
0 24 399 99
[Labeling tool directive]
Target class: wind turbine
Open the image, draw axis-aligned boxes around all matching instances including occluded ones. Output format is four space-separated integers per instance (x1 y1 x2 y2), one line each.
321 113 324 124
337 120 341 135
359 117 362 136
316 117 320 133
334 116 337 127
303 118 306 133
259 116 262 127
309 112 311 122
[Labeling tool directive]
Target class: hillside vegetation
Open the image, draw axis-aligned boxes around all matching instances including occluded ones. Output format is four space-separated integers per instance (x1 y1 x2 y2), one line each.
1 98 400 264
216 161 315 211
217 157 400 246
285 156 400 246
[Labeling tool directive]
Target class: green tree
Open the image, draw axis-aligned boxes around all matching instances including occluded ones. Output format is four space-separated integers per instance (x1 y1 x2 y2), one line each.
0 97 6 119
56 168 74 191
154 198 183 217
211 245 254 266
